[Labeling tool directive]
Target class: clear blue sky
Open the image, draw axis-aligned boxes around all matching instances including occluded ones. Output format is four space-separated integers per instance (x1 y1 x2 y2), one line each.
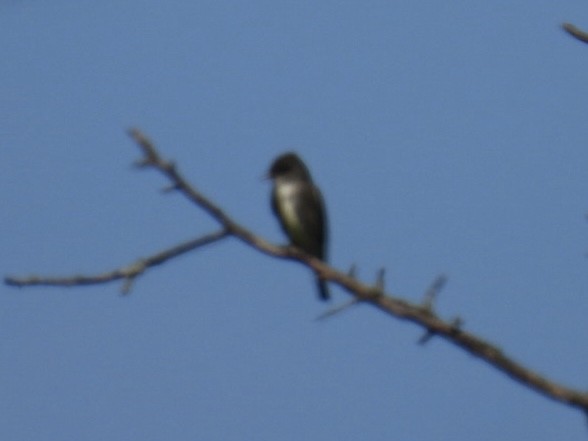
2 1 588 439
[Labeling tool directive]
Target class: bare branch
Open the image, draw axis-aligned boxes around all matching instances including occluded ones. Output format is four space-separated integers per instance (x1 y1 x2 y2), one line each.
562 22 588 44
127 128 278 254
5 229 229 293
5 128 588 415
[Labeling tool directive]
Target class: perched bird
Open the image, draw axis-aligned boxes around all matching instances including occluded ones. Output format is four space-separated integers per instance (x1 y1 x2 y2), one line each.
267 152 329 300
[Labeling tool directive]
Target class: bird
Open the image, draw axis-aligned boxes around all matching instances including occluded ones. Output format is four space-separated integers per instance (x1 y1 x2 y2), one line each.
267 152 329 300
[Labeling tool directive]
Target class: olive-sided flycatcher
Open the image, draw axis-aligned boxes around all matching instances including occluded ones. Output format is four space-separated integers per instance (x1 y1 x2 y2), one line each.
267 152 329 300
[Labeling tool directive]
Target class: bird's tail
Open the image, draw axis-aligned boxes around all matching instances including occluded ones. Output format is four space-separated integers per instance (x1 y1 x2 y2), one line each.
317 277 329 301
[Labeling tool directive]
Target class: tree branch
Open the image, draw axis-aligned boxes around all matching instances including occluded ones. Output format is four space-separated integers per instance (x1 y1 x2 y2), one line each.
5 229 229 294
5 128 588 415
562 22 588 44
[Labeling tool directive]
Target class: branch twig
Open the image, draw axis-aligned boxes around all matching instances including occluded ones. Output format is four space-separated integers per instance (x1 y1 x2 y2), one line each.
5 229 229 294
562 22 588 44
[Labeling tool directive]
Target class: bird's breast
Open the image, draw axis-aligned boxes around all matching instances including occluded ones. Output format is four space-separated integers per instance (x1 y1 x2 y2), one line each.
276 181 301 228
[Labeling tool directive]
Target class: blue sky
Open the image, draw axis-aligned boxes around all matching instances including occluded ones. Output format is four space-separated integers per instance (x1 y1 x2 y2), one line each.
3 1 588 439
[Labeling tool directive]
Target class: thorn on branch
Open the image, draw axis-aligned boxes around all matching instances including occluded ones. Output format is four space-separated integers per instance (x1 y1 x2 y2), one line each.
315 297 361 321
162 183 181 193
121 276 136 295
418 329 435 345
417 316 462 345
118 260 146 295
418 275 451 344
418 317 463 345
421 274 448 313
133 157 153 168
347 264 357 278
375 267 386 292
449 316 464 334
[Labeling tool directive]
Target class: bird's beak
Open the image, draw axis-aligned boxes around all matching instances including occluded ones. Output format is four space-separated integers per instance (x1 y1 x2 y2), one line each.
261 172 272 182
